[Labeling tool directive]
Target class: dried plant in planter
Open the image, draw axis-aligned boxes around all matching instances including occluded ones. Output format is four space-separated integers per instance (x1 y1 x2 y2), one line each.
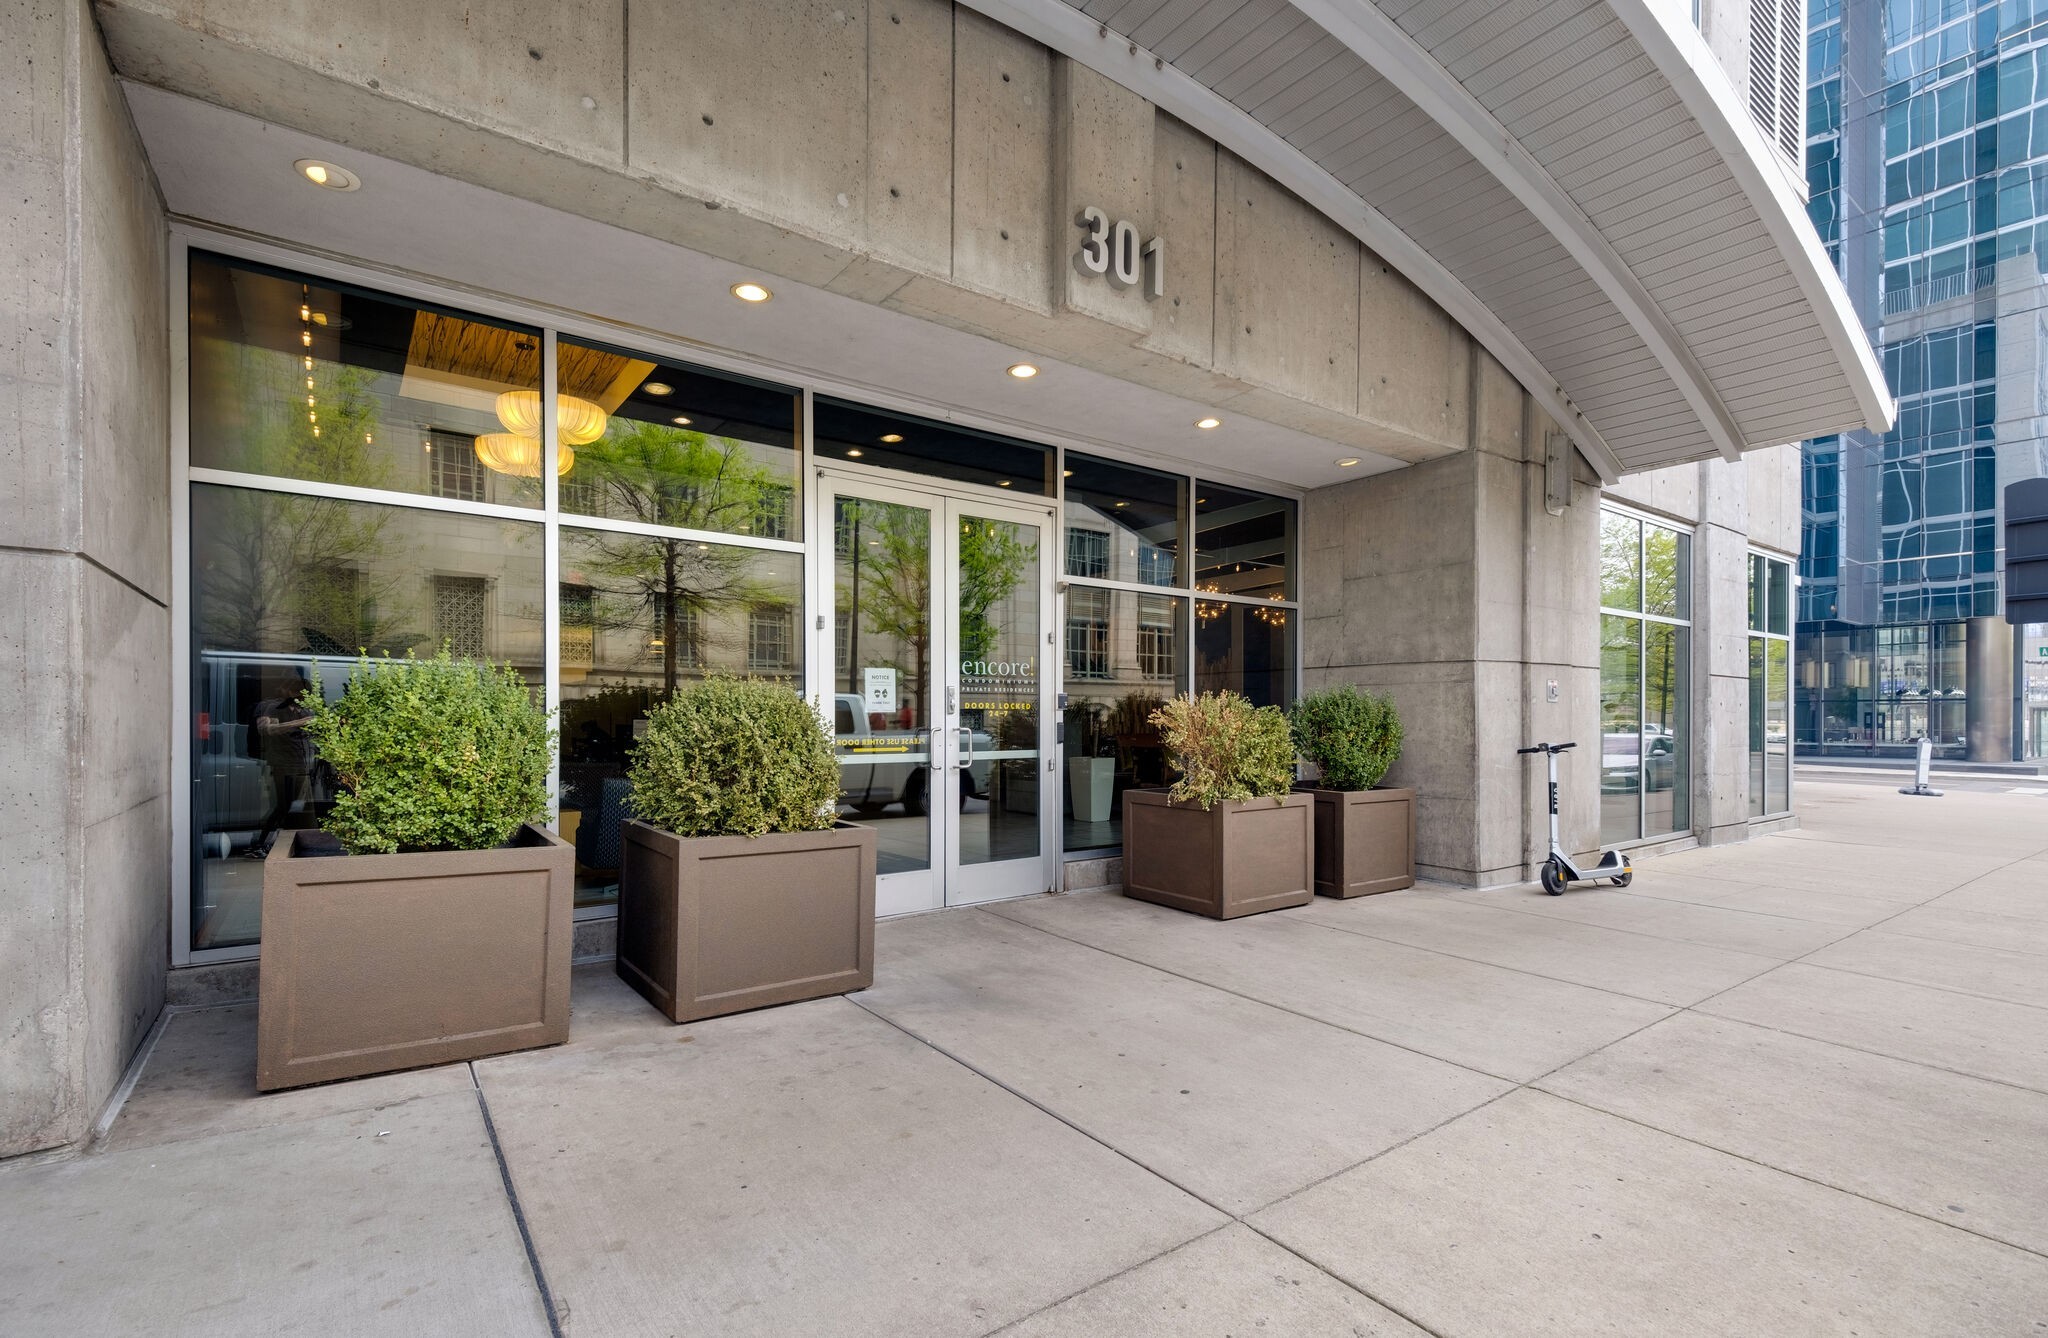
1150 690 1297 809
1123 690 1312 918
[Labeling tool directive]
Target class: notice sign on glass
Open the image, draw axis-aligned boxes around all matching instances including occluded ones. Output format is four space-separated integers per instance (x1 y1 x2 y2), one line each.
863 666 897 712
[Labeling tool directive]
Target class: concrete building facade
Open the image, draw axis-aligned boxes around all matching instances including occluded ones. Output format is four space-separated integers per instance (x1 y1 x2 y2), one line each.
1 0 1888 1158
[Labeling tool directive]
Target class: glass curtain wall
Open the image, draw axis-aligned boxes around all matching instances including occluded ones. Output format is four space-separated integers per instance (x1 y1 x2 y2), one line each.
1598 510 1692 845
552 339 803 909
1058 461 1297 853
1749 553 1794 816
1799 0 2048 763
1060 455 1190 854
2025 625 2048 758
182 248 1304 952
185 253 803 950
1193 484 1296 706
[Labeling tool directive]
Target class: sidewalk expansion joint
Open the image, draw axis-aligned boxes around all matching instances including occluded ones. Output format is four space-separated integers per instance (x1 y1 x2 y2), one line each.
471 1071 566 1338
847 993 1464 1338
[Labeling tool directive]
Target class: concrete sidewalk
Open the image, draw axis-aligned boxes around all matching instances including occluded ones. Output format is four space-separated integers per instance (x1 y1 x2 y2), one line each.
5 780 2047 1336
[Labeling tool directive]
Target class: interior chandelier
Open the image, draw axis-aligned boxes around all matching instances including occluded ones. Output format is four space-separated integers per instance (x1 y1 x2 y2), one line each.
473 391 607 477
474 432 573 478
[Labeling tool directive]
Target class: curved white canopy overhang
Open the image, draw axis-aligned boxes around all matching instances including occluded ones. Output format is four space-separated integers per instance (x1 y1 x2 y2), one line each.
964 0 1894 482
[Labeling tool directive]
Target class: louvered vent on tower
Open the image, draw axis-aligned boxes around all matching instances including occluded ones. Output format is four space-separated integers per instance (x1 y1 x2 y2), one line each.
1748 0 1807 166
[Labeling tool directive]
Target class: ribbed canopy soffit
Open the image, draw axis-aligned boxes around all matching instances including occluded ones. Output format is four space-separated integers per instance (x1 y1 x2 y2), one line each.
968 0 1893 480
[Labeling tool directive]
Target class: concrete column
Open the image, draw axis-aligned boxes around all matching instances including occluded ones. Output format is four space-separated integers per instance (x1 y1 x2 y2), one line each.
1966 616 2015 762
1301 349 1599 886
0 0 171 1158
1690 456 1756 844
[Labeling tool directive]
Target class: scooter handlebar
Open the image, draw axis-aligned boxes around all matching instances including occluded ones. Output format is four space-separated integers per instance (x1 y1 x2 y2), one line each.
1517 741 1578 755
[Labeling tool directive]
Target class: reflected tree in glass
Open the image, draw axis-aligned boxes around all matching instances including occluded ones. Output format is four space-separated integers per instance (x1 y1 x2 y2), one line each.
839 500 932 709
1600 512 1641 610
957 518 1037 664
197 362 419 655
569 421 791 695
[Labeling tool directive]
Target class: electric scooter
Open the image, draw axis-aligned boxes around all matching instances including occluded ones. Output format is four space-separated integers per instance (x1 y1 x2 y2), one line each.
1518 741 1632 895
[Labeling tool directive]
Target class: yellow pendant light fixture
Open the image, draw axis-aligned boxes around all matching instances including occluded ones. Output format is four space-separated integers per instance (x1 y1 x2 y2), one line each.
474 433 574 478
474 389 605 478
491 391 609 446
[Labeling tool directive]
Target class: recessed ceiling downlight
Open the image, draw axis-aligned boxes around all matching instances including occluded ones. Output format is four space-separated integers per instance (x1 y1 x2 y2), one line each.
730 282 773 303
1335 457 1361 467
295 159 361 192
1006 363 1039 379
1195 416 1222 430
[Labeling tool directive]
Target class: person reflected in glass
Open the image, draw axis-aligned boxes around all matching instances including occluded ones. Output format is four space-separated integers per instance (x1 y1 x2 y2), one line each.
247 670 315 859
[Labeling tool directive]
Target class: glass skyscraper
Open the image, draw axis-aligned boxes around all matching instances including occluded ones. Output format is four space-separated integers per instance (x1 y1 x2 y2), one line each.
1799 0 2048 761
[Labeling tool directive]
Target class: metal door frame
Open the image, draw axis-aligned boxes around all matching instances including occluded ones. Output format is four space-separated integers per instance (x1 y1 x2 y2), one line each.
812 467 1057 914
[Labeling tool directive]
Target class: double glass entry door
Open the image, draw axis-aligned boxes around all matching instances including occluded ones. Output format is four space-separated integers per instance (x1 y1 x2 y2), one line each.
819 476 1056 915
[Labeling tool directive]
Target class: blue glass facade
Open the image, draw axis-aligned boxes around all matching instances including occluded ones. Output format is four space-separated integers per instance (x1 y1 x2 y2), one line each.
1798 0 2048 757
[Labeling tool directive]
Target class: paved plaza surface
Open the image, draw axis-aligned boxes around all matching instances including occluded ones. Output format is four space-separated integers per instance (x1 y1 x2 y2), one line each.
5 780 2047 1336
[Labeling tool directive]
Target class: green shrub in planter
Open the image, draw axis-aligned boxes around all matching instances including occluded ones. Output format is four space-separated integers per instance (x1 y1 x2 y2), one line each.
1150 690 1296 809
628 676 841 837
1288 685 1403 791
304 649 554 855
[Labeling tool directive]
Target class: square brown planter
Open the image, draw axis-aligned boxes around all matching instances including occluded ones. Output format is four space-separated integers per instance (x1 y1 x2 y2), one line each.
616 820 877 1023
1307 786 1416 897
257 824 574 1092
1121 789 1313 919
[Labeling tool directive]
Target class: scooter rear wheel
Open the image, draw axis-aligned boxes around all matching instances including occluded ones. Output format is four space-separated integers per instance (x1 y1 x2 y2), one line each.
1539 860 1567 896
1611 870 1633 888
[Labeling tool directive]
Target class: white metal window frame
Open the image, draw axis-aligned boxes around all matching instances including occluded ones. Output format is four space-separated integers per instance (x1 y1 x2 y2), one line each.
1748 547 1797 819
1597 504 1697 848
167 222 1305 964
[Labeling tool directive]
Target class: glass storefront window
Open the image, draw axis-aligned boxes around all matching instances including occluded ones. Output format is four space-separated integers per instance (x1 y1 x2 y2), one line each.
813 397 1052 494
177 249 1302 954
1600 511 1692 845
555 340 800 541
1748 552 1794 815
1062 591 1188 853
188 482 544 951
2023 626 2048 760
1195 483 1293 600
556 530 802 908
189 252 546 508
1063 453 1185 586
1600 614 1645 843
1644 620 1691 837
1644 523 1689 620
1603 512 1642 611
1195 597 1294 709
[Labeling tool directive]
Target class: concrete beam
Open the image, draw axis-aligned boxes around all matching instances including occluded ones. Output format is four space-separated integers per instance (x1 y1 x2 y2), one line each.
100 0 1488 468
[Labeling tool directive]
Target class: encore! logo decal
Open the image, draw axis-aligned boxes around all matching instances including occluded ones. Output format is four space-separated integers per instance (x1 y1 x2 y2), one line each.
961 658 1036 713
